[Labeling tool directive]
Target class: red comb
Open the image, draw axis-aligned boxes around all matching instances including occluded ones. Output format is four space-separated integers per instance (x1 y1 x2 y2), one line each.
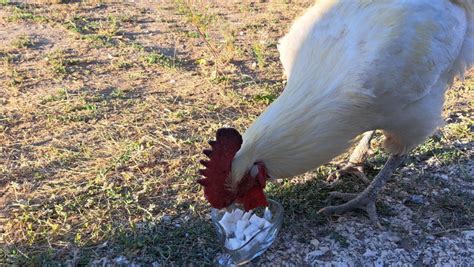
197 128 242 209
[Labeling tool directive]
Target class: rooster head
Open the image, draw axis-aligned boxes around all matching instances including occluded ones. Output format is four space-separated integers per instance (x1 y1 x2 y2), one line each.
197 128 269 211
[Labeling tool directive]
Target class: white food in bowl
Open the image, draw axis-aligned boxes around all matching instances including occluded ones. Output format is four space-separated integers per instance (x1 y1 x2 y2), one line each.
218 207 273 250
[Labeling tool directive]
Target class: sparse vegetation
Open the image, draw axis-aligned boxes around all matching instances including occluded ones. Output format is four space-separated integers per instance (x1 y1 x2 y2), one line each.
46 50 71 76
12 34 35 49
253 42 266 69
0 1 472 266
111 57 133 70
64 14 121 47
40 88 69 104
8 5 46 22
65 15 96 34
142 52 179 68
6 68 25 90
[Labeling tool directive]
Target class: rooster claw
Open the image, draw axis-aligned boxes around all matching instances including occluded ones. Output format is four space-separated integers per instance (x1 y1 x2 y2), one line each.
319 155 407 229
318 192 382 229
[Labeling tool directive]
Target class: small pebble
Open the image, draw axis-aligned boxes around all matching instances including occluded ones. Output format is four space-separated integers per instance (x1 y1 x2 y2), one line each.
463 230 474 239
363 249 377 257
439 174 449 181
310 239 320 247
319 246 330 253
408 195 424 204
307 249 325 257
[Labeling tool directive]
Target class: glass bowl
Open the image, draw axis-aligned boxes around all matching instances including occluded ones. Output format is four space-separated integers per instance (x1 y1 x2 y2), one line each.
211 199 283 265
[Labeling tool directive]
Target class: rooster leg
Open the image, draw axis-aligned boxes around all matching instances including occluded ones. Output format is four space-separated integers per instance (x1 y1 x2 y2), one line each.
327 130 375 184
319 154 406 227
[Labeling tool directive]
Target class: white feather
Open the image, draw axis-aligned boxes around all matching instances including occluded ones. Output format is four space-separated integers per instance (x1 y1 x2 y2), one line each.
231 0 473 184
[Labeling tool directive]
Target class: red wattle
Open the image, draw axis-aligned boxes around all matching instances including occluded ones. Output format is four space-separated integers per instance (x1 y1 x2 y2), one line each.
236 185 268 211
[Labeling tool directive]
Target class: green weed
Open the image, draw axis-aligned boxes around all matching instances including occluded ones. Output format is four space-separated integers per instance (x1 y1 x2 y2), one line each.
142 52 179 68
41 88 69 104
9 6 46 22
253 83 280 104
12 34 34 49
252 43 266 69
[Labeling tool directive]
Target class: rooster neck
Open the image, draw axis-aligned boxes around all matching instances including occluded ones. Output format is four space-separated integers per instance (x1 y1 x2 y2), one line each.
231 89 373 182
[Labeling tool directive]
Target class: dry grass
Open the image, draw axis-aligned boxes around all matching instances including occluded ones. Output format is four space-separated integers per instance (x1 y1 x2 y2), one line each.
0 1 472 265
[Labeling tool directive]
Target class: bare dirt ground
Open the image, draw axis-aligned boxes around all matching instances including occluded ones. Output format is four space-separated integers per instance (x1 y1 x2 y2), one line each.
0 1 472 266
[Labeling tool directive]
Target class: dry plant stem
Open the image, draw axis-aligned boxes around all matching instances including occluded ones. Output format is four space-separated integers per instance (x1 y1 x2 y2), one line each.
194 24 226 77
194 25 219 62
319 154 407 228
179 1 224 75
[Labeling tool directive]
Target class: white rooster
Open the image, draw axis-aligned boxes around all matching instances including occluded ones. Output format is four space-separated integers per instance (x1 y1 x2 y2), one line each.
197 0 473 226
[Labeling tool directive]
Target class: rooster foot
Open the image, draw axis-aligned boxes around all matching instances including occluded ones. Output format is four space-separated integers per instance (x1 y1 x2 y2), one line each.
319 154 407 228
318 192 381 228
326 163 370 185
